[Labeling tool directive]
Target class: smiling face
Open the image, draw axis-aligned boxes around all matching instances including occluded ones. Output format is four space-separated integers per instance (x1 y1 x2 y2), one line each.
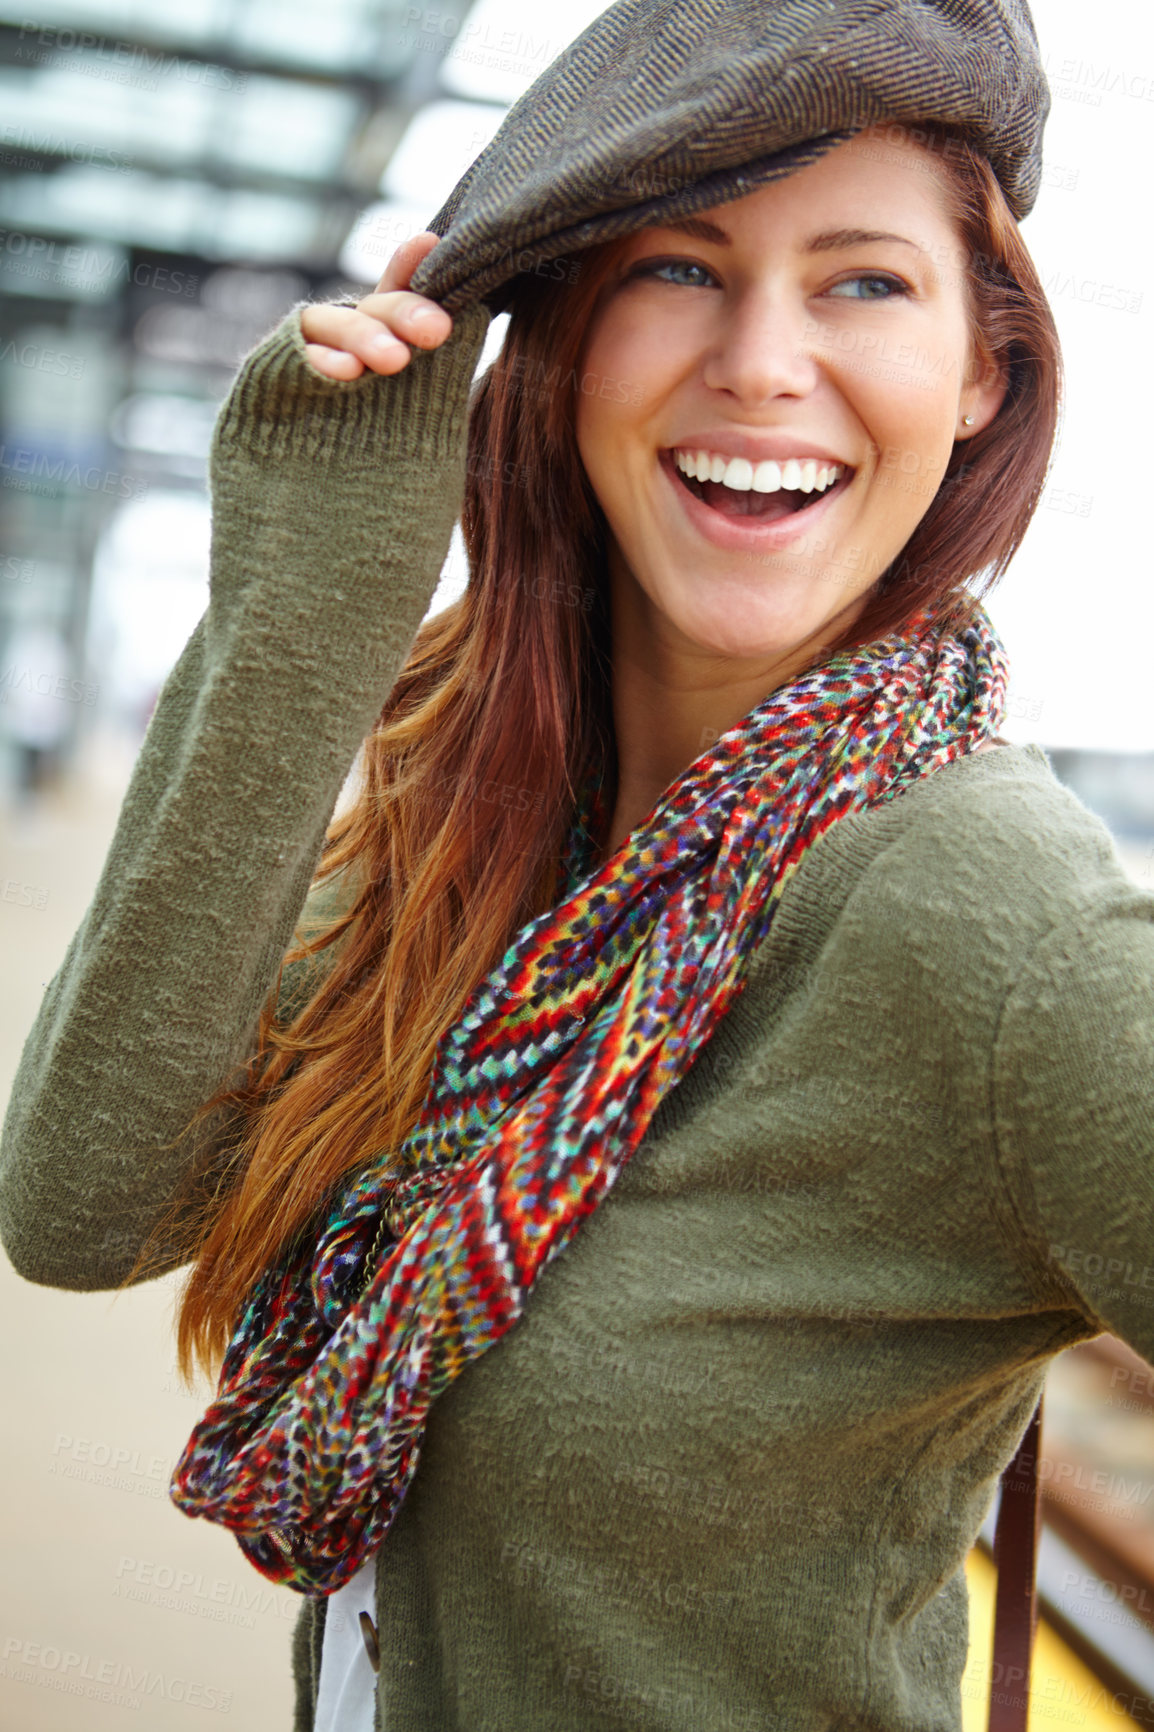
574 128 1006 687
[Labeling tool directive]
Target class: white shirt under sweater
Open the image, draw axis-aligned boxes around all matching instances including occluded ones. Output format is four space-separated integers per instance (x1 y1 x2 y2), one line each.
315 1555 378 1731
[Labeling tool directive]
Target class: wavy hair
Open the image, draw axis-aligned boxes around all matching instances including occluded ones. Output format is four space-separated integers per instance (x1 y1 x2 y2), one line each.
145 124 1061 1381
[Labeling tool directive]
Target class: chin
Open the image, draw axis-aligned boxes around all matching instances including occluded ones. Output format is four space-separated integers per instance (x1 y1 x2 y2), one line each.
660 579 854 667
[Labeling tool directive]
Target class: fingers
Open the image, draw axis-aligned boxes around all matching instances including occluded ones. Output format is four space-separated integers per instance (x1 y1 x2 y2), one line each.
299 297 453 379
298 230 452 381
298 308 403 378
301 343 370 381
356 292 453 348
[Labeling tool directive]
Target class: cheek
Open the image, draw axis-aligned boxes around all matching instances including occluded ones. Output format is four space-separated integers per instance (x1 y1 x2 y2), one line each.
818 299 969 465
845 367 962 515
575 315 654 486
577 299 693 437
574 387 616 504
578 299 652 392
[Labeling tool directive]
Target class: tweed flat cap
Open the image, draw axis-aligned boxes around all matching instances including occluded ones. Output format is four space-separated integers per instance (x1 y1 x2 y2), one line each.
409 0 1049 315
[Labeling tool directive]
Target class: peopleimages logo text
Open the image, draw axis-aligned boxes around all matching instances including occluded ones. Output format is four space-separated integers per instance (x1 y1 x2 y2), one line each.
0 446 147 498
15 25 248 90
0 233 198 296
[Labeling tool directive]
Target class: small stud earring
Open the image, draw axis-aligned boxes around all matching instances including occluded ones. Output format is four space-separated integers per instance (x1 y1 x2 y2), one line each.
962 415 974 427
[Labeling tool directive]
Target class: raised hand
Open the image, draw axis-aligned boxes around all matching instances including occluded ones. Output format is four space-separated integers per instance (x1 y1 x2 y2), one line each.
299 232 453 381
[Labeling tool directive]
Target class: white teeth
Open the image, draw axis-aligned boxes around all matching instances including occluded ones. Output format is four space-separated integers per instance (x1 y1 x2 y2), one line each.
673 449 846 495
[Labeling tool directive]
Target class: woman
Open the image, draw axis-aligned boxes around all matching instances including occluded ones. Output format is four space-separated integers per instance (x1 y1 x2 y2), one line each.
3 0 1152 1728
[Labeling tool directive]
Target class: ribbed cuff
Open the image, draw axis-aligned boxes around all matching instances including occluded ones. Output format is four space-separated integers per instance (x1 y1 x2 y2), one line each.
210 298 492 471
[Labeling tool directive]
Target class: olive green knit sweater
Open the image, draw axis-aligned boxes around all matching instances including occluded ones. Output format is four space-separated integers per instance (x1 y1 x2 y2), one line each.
3 305 1153 1732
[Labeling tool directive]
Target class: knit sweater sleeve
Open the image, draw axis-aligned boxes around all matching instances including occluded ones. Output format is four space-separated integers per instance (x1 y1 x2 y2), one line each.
0 297 491 1292
992 876 1154 1361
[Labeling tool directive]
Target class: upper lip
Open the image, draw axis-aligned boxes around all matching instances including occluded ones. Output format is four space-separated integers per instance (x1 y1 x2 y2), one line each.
665 433 852 467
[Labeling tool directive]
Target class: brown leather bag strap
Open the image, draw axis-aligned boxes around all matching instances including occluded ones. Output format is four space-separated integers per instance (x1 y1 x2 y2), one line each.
988 1394 1044 1732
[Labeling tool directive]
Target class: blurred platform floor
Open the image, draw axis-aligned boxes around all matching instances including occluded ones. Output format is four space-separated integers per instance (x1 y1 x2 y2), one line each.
0 730 1151 1730
0 731 300 1732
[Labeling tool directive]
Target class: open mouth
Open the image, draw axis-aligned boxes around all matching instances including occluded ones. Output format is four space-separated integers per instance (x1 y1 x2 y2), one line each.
667 450 853 523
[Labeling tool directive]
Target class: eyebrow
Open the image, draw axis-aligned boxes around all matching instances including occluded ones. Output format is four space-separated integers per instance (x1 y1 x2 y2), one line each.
806 227 920 253
662 217 919 252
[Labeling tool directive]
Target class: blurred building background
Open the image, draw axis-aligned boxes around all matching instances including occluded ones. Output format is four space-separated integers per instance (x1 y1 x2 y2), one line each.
1 1 1153 1728
0 0 554 797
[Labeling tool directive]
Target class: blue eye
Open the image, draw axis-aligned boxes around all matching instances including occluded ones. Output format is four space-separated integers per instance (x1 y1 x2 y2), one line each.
826 274 908 300
630 257 715 288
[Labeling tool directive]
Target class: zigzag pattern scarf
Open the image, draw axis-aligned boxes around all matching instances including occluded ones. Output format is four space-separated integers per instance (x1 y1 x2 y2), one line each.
170 602 1008 1595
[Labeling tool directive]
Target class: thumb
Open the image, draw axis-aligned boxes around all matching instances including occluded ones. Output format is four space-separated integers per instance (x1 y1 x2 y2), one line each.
376 231 441 296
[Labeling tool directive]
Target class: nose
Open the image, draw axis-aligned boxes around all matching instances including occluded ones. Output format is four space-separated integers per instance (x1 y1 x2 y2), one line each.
701 290 820 405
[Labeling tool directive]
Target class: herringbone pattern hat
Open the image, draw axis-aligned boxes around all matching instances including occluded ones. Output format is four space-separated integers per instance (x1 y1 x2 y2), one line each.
410 0 1049 314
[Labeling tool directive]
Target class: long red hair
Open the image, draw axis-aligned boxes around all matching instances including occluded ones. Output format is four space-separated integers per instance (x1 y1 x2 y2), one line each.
145 127 1061 1381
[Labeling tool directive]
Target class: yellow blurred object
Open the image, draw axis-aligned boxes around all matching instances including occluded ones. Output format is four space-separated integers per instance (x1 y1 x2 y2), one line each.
962 1546 1143 1730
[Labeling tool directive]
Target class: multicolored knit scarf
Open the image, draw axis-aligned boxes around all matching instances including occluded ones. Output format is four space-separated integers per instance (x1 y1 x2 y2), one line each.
170 602 1007 1596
